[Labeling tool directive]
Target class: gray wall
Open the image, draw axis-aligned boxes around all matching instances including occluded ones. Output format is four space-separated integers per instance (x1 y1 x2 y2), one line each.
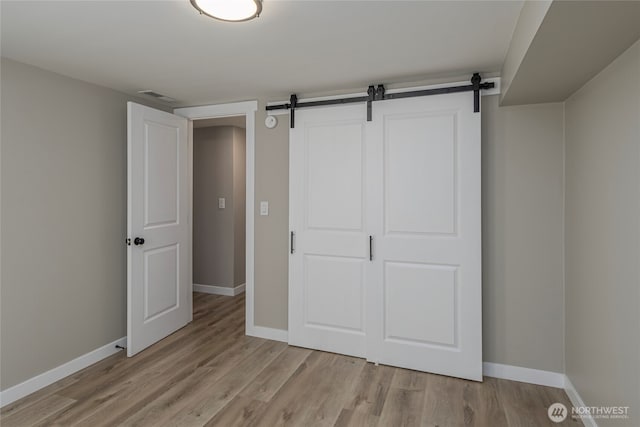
482 96 565 372
0 58 167 390
565 40 639 426
193 126 234 287
254 107 290 329
233 127 246 286
500 0 551 104
252 96 566 372
193 126 245 288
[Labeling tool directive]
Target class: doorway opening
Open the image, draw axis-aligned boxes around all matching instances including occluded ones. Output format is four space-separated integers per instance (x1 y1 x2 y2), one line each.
174 100 258 338
192 116 247 306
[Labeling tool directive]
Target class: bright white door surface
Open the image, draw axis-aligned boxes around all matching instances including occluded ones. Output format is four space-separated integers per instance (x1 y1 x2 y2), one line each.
127 102 191 357
289 104 369 358
288 93 482 381
367 93 482 381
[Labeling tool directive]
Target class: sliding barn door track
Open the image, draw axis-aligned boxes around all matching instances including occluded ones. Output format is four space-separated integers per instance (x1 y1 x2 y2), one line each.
266 73 494 128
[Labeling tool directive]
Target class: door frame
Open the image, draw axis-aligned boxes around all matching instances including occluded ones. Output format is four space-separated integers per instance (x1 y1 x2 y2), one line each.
174 100 258 336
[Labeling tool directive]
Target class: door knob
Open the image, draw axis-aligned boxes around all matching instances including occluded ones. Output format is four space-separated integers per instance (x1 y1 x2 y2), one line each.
134 237 145 246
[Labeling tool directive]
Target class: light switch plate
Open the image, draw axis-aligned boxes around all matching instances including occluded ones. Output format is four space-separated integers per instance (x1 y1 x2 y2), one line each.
260 201 269 216
218 198 225 209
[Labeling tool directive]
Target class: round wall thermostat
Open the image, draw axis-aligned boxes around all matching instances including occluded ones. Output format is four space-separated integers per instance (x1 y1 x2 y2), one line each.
265 115 278 129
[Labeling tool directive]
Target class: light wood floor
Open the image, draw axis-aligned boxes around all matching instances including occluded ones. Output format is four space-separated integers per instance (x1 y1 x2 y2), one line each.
1 293 580 427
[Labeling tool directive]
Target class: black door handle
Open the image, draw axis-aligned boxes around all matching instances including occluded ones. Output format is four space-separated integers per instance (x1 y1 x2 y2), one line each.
134 237 145 246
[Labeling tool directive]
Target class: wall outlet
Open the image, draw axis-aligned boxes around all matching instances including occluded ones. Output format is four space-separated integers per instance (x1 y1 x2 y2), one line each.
260 201 269 216
218 198 225 209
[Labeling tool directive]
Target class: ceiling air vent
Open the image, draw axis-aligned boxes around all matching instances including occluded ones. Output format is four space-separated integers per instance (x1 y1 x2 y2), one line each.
137 90 177 104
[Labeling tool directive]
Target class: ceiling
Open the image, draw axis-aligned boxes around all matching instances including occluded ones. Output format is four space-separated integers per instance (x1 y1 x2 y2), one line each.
0 1 523 107
500 0 640 105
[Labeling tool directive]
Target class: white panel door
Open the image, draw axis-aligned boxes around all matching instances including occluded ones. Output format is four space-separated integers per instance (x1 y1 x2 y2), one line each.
367 93 482 381
289 104 369 358
127 102 191 357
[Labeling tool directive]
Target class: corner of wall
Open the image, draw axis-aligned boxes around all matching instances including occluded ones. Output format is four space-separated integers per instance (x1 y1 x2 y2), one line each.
561 100 567 377
499 0 553 104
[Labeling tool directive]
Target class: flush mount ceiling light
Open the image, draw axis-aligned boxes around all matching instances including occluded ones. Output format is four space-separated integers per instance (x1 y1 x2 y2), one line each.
190 0 262 22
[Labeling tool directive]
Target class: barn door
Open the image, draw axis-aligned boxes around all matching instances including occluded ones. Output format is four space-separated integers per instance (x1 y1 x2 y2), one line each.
288 92 482 381
288 104 370 358
366 93 482 381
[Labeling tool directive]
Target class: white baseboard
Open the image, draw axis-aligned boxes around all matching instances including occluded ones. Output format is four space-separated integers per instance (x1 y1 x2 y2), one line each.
483 362 565 388
565 376 598 427
0 337 126 408
193 283 246 297
246 325 288 343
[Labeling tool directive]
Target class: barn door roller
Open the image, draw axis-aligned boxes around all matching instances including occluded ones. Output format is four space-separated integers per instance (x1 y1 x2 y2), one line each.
267 73 494 128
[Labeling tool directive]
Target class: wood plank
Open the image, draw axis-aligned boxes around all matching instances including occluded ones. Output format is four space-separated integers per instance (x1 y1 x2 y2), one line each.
333 409 380 427
298 355 366 426
378 386 425 427
344 363 395 416
460 377 509 426
0 394 76 427
238 346 312 403
421 372 467 427
115 336 268 427
42 297 248 426
251 351 366 427
0 293 581 427
0 372 80 419
56 294 243 401
88 330 260 426
245 351 336 426
391 367 429 391
165 340 287 426
496 378 579 427
204 396 265 427
69 332 259 427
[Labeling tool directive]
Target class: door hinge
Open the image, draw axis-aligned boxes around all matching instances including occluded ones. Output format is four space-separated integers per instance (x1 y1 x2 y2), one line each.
126 238 131 246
